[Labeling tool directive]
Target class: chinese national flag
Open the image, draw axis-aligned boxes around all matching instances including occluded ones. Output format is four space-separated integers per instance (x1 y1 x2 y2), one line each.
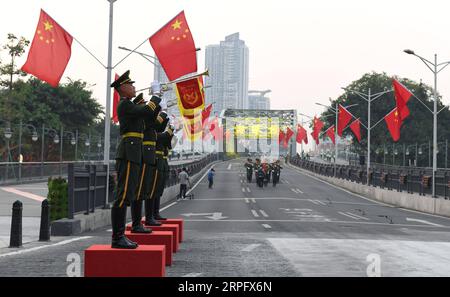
311 116 324 144
338 104 353 136
175 77 205 116
325 126 336 145
393 79 412 121
284 127 294 148
279 129 286 145
384 108 402 142
112 73 120 124
202 104 213 127
349 119 361 143
149 11 197 81
21 10 73 87
296 125 308 144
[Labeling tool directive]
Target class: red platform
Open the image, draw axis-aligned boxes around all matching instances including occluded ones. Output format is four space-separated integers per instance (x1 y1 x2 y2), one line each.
126 224 179 252
142 218 184 242
125 231 173 266
84 245 165 277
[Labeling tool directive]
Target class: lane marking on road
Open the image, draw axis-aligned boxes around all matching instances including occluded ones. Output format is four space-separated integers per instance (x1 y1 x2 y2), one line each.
0 236 92 258
346 212 370 221
284 180 290 184
245 198 250 203
291 188 299 194
308 199 320 205
314 200 327 206
262 224 272 229
251 198 256 203
0 187 46 202
106 229 112 232
242 188 246 193
242 243 262 252
251 210 260 218
246 187 251 193
183 273 203 277
260 210 269 218
296 188 304 194
406 218 444 227
227 164 232 170
338 211 361 220
160 202 177 212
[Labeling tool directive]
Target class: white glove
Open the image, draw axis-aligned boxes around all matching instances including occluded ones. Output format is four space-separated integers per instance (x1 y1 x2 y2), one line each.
160 97 168 110
151 80 161 95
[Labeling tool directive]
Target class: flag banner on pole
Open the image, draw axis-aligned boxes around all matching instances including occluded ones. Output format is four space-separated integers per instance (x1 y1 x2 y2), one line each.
325 125 336 145
311 116 324 144
21 9 73 87
279 129 286 145
202 104 213 127
112 73 120 124
284 127 294 148
384 108 402 142
175 77 205 117
338 104 353 136
149 11 197 81
349 119 361 143
296 124 308 144
393 79 412 121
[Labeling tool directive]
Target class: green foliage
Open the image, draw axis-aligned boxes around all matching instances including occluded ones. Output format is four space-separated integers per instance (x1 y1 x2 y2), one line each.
0 33 30 90
47 177 68 221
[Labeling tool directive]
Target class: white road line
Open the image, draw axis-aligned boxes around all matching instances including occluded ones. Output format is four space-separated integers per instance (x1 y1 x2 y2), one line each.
406 218 444 227
251 198 256 203
251 210 260 218
284 180 290 184
242 188 246 193
245 198 250 204
242 243 262 252
262 224 272 229
308 199 320 205
106 229 112 232
291 188 299 194
160 202 177 212
338 212 360 220
260 210 269 218
0 236 92 258
227 164 232 170
246 187 251 193
346 212 370 221
296 188 304 194
314 200 326 206
183 273 203 277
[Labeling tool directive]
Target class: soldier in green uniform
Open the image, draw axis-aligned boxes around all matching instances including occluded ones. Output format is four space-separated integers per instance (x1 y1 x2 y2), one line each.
272 160 282 187
130 93 161 232
245 158 253 183
145 112 174 222
110 71 161 249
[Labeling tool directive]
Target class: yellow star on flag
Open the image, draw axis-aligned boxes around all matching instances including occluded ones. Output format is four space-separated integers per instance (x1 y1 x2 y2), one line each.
43 21 53 31
171 19 182 30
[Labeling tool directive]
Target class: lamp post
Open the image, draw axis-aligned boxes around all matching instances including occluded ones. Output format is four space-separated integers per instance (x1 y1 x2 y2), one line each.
17 121 38 180
40 125 60 178
2 124 13 180
78 133 91 162
403 49 450 197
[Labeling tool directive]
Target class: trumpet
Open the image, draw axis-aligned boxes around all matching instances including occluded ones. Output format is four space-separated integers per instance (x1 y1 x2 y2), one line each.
136 69 209 94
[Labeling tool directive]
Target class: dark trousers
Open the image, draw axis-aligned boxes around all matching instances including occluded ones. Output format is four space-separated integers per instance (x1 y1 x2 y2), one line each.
179 184 187 199
113 159 140 208
208 178 213 188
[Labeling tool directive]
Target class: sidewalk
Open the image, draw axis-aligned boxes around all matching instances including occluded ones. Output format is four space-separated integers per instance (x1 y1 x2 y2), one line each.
0 216 41 249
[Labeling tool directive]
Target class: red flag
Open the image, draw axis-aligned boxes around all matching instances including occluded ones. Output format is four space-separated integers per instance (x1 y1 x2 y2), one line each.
201 104 213 127
112 73 120 124
284 127 294 148
384 108 402 142
279 129 286 145
349 119 361 143
393 79 412 121
325 126 336 145
175 77 205 116
338 104 353 136
21 10 73 87
296 125 308 144
149 11 197 81
311 116 324 144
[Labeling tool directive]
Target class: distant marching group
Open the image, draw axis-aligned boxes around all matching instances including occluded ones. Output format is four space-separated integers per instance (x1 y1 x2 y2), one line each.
244 158 282 188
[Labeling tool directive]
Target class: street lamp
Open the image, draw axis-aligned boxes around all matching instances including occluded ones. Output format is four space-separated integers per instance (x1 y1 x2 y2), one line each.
403 49 450 196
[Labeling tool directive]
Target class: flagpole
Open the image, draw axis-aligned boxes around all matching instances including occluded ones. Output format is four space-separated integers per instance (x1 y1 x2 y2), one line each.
334 102 338 177
367 88 371 184
104 0 116 205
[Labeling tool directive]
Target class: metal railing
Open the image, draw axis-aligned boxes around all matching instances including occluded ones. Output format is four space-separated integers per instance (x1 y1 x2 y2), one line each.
290 157 450 199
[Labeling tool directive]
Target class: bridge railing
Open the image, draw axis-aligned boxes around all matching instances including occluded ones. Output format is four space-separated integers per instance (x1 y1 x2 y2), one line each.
290 157 450 199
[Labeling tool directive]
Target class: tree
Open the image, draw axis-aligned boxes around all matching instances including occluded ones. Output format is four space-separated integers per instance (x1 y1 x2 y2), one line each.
0 33 29 91
319 72 450 166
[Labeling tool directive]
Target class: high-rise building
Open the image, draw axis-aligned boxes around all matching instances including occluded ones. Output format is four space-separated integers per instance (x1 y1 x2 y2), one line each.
205 33 249 114
248 91 271 110
153 62 180 118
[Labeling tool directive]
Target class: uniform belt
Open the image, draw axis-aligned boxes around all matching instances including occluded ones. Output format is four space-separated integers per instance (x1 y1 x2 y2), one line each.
122 132 144 139
156 151 164 155
143 141 156 146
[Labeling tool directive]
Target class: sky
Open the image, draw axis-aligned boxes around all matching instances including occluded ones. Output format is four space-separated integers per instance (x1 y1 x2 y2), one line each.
2 0 450 151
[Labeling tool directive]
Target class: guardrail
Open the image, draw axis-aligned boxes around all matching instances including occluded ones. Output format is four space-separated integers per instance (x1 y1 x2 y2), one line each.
67 153 219 218
289 157 450 199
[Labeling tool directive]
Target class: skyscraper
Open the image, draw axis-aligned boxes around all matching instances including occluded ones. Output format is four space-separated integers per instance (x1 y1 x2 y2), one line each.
205 33 249 114
248 90 271 110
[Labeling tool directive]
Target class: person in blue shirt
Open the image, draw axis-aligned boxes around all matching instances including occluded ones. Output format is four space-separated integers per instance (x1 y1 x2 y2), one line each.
207 168 215 189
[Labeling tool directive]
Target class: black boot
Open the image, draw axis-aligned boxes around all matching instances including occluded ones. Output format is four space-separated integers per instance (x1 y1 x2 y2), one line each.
154 194 167 221
144 199 162 226
111 206 138 249
131 200 152 233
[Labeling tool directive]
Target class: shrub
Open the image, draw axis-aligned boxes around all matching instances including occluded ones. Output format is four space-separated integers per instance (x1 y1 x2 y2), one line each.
47 177 68 221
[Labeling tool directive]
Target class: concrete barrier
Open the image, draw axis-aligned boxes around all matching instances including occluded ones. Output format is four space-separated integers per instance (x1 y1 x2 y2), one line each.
290 164 450 218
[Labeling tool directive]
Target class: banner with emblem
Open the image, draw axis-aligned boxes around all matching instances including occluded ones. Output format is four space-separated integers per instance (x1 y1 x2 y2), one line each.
175 77 205 117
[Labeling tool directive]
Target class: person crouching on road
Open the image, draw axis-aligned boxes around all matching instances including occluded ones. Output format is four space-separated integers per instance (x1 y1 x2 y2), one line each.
178 167 191 200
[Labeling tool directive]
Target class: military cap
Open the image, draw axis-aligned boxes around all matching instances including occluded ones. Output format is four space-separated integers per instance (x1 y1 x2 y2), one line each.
157 111 169 124
110 70 135 89
132 93 146 105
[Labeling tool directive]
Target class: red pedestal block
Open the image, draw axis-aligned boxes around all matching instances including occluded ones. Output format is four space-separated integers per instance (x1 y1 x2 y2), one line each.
126 224 179 252
142 218 184 242
125 231 173 266
84 245 165 277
